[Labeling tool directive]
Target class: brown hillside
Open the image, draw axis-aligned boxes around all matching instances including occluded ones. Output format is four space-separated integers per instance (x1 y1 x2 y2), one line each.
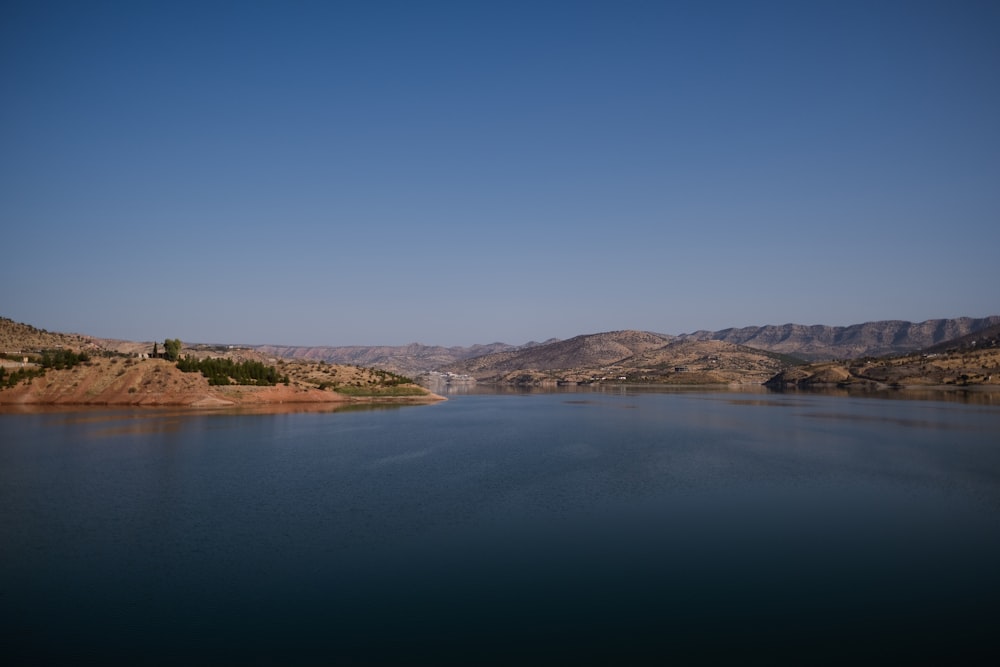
445 330 673 379
0 317 97 353
0 356 440 408
619 339 793 384
1 357 334 407
765 346 1000 389
249 317 1000 378
444 331 791 385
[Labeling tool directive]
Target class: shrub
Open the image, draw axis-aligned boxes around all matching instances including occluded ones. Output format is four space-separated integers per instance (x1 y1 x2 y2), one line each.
163 339 182 361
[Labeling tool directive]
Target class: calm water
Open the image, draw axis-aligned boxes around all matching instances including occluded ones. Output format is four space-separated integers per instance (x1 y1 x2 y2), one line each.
2 389 999 665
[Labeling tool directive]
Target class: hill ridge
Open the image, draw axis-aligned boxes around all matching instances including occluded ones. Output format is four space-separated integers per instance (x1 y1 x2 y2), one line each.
677 316 1000 360
6 314 999 380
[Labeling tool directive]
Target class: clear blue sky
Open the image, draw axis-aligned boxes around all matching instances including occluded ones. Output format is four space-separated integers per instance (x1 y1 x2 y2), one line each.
2 0 998 346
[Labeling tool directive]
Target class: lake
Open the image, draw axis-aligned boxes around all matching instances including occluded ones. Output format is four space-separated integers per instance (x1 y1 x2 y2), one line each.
2 388 999 665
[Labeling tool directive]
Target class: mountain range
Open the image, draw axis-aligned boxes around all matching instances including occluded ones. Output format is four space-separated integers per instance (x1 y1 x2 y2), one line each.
438 332 800 385
676 316 1000 360
250 316 1000 377
5 315 999 387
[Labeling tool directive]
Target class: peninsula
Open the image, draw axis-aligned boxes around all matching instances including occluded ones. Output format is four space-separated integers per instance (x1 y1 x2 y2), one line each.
0 318 442 409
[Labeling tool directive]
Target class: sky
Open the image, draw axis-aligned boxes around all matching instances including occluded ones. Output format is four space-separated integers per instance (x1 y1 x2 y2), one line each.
2 0 998 346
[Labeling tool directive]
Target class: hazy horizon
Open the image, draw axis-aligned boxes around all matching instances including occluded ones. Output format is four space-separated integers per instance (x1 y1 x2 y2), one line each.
3 1 998 347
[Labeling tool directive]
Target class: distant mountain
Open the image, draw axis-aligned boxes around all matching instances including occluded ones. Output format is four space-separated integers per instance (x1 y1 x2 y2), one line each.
7 314 998 381
441 330 794 385
923 322 1000 354
253 317 1000 378
677 316 1000 360
252 341 530 378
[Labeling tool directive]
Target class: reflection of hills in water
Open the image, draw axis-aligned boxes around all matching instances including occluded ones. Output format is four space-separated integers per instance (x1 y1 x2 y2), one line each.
425 383 1000 405
763 386 1000 407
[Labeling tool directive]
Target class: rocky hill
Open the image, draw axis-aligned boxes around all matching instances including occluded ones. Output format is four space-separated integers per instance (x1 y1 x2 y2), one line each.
765 325 1000 390
437 318 1000 387
442 331 672 378
619 339 799 383
678 316 1000 360
923 323 1000 354
0 317 97 354
441 331 793 385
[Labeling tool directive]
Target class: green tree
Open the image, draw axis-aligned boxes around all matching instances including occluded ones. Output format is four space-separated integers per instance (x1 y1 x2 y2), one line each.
152 342 159 357
164 339 182 361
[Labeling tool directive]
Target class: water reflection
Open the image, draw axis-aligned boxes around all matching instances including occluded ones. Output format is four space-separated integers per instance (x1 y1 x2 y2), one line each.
801 411 976 430
766 385 1000 405
425 380 1000 405
0 402 431 443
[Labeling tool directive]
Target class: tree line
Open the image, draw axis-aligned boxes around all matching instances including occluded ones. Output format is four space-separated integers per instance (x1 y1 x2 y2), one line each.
40 349 90 370
0 348 90 388
0 365 42 388
365 367 413 386
176 356 289 386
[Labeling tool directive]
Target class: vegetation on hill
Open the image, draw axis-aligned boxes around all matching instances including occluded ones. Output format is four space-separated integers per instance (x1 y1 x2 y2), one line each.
1 348 92 388
0 318 440 406
275 359 425 396
0 366 39 388
40 349 90 370
163 338 182 361
176 356 289 386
